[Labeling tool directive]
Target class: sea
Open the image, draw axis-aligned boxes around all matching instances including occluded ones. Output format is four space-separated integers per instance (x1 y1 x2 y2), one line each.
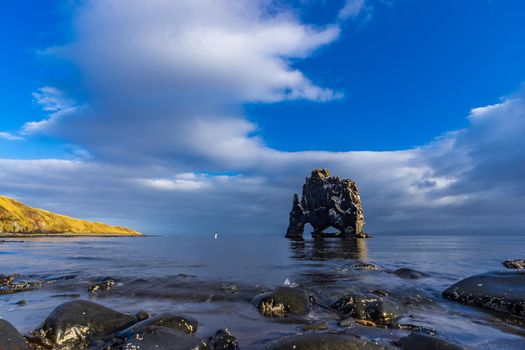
0 232 524 349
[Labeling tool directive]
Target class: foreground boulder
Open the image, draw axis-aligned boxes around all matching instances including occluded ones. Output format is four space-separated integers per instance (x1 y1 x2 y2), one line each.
442 271 525 319
329 293 402 325
110 326 208 350
116 313 198 338
252 287 312 317
396 333 464 350
285 169 365 239
267 333 391 350
0 319 29 350
31 300 136 349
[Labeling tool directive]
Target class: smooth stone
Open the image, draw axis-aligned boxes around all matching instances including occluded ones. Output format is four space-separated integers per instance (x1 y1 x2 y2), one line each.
267 333 391 350
252 287 311 316
503 259 525 269
0 319 29 350
31 300 136 349
212 329 239 350
111 326 208 350
116 313 198 338
329 293 401 325
397 333 464 350
394 268 429 279
442 271 525 318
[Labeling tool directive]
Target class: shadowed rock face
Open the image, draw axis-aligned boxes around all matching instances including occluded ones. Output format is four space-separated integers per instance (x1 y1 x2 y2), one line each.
285 169 365 239
442 271 525 319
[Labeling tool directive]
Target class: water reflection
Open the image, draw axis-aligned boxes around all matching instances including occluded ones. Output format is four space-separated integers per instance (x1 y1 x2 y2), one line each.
288 237 368 261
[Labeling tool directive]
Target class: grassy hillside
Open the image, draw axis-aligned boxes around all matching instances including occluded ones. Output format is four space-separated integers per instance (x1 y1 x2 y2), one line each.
0 196 141 235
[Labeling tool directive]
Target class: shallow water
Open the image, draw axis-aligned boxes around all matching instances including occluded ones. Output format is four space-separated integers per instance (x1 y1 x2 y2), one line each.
0 232 524 348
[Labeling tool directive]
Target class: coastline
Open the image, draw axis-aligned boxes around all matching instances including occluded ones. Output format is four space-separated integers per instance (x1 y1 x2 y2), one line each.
0 232 144 238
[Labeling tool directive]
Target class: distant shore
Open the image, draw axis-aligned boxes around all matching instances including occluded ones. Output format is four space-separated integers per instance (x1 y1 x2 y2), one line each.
0 232 143 238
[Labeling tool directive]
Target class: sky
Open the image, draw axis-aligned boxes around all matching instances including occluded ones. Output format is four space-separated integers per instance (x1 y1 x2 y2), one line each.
1 0 524 235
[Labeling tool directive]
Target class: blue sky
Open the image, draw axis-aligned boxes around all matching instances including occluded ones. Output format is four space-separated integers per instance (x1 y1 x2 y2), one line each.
1 0 525 234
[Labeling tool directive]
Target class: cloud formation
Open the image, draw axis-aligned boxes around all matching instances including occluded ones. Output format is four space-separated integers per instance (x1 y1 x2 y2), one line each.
338 0 366 20
0 132 23 141
1 0 524 234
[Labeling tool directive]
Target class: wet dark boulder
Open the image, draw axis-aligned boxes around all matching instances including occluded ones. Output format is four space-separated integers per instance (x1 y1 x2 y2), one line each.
394 268 429 279
442 271 525 319
31 300 136 349
109 326 208 350
329 293 402 325
267 333 391 349
396 333 464 350
252 287 312 317
503 259 525 269
0 273 43 295
211 329 239 350
0 319 29 350
285 169 365 239
88 277 116 293
116 313 199 338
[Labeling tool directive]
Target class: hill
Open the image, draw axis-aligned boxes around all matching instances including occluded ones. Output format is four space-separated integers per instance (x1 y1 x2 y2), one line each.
0 196 141 236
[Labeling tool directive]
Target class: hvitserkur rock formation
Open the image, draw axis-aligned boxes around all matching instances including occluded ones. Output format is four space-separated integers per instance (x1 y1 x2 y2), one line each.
285 169 365 239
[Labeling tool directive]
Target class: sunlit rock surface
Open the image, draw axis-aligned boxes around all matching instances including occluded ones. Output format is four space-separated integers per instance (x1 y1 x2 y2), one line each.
285 169 365 239
0 196 140 235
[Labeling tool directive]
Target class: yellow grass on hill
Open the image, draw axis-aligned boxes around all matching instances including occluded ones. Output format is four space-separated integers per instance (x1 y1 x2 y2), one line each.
0 196 141 236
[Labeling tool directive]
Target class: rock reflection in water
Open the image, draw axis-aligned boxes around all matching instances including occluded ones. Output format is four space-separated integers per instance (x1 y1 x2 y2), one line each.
288 237 367 261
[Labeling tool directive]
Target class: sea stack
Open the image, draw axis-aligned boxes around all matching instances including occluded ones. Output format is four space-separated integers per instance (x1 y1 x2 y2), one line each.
285 169 365 239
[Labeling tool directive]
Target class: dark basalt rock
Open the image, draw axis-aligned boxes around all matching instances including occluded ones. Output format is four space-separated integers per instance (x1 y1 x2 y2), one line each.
503 259 525 269
109 326 208 350
88 277 116 293
211 329 239 350
31 300 136 349
116 313 199 338
329 293 402 325
0 273 43 295
394 268 429 279
252 287 312 317
267 333 391 350
0 319 29 350
396 333 464 350
442 271 525 319
285 169 365 239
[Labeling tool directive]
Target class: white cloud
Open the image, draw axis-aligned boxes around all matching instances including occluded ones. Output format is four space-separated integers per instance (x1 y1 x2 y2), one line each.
23 87 79 135
0 132 23 141
65 0 341 104
339 0 366 20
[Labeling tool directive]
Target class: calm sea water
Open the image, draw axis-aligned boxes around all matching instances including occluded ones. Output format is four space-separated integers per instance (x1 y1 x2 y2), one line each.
0 232 524 348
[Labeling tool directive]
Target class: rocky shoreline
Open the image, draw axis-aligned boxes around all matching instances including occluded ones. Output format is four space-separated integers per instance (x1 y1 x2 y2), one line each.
1 257 523 350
